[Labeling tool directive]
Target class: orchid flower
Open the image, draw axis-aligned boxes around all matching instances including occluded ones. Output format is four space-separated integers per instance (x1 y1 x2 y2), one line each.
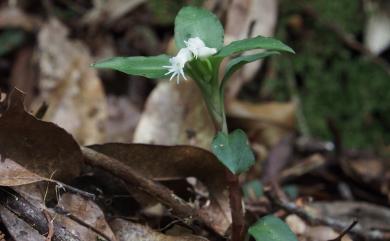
163 48 193 84
164 37 217 83
185 37 217 58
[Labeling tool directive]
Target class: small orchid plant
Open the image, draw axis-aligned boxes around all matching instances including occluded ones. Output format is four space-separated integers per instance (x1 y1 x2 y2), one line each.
93 6 295 241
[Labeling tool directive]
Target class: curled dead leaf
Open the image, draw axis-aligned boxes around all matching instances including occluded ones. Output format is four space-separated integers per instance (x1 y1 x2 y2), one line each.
0 89 82 183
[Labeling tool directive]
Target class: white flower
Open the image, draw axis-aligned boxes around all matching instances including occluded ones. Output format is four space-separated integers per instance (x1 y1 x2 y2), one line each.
185 37 217 58
163 48 193 84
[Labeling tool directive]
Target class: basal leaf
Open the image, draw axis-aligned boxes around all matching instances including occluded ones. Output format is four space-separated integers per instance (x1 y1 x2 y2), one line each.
211 129 255 174
249 215 298 241
221 51 280 87
217 36 295 57
92 55 170 79
175 6 224 50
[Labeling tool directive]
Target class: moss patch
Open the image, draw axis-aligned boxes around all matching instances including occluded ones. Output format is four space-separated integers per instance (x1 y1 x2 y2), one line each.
263 0 390 149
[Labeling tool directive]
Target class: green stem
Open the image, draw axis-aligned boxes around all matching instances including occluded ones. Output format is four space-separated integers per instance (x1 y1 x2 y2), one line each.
188 60 246 241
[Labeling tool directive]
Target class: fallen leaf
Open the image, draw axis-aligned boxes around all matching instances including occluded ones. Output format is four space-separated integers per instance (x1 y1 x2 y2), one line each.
224 0 278 97
227 100 296 147
82 0 146 25
0 89 82 183
0 158 44 186
9 46 37 106
364 1 390 55
56 193 117 241
88 143 231 235
104 95 141 143
37 18 107 145
110 218 209 241
134 81 215 150
0 7 42 31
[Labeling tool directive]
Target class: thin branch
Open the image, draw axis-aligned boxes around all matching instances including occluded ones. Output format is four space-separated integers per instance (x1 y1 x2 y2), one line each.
80 146 218 234
52 181 96 200
43 210 54 241
328 220 358 241
0 187 81 241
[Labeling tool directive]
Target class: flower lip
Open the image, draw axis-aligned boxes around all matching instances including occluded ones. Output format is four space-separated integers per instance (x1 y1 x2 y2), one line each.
185 37 217 59
163 48 193 84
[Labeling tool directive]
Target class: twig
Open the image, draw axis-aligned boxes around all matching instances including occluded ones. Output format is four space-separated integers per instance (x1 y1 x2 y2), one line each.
43 210 54 241
266 190 390 240
0 187 81 241
52 181 96 200
328 220 358 241
80 146 218 234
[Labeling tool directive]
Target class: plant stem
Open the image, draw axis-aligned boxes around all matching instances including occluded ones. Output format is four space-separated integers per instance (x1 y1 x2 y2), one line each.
225 169 245 241
210 94 245 241
190 60 246 241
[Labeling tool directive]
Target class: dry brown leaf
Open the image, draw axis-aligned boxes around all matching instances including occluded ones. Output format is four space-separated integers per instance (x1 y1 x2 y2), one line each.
110 218 209 241
0 206 45 241
134 81 215 150
88 143 231 235
105 95 141 142
0 7 42 31
9 46 37 106
37 18 107 145
340 154 390 201
0 158 44 186
0 89 82 183
56 193 117 241
224 0 278 97
227 100 296 147
82 0 145 25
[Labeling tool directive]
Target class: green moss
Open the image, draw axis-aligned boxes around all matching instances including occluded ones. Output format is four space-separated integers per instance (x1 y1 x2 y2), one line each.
263 0 390 149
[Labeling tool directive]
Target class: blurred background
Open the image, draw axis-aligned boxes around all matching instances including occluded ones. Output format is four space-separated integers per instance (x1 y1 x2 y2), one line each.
0 0 389 153
2 1 390 240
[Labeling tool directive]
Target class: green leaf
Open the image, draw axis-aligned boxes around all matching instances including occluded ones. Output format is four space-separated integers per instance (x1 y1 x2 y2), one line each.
216 35 295 57
211 129 255 174
92 55 170 79
175 6 224 50
221 51 280 86
249 215 298 241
